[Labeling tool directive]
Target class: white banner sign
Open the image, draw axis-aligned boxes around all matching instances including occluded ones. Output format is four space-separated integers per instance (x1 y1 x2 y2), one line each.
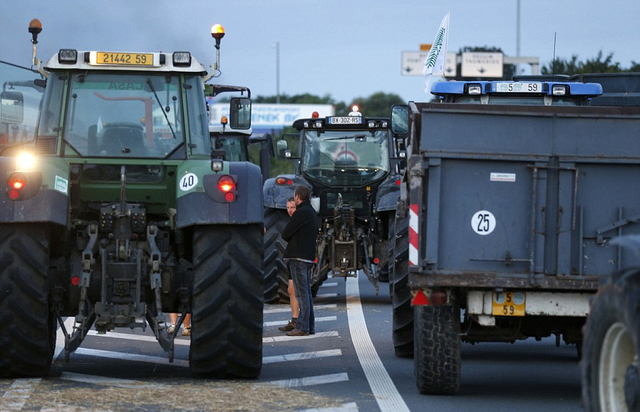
208 102 334 128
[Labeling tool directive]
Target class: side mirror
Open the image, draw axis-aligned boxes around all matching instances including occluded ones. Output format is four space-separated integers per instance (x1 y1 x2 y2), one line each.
229 97 251 130
391 104 409 135
1 91 25 124
276 139 289 159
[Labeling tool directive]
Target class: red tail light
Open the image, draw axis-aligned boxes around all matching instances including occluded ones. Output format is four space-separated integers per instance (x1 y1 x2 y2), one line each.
8 173 26 199
217 175 236 202
9 173 26 190
276 177 293 186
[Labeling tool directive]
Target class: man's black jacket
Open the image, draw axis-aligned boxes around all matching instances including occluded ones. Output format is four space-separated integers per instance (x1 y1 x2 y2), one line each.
282 200 318 261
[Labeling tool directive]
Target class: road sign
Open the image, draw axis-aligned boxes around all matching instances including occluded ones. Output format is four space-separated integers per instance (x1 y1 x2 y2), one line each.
461 52 503 78
402 51 458 77
401 51 428 76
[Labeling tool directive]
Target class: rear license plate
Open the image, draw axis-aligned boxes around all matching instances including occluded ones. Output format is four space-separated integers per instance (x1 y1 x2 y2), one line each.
95 52 154 66
492 291 525 316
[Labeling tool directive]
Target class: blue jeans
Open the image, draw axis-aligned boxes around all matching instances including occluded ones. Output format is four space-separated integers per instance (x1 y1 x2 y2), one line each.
289 260 314 333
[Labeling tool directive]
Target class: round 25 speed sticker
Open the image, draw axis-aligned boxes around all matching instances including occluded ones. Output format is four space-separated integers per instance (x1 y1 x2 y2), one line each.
471 210 496 235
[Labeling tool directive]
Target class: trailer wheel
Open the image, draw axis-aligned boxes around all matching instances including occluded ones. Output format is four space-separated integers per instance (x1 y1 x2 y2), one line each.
581 268 640 412
0 224 55 378
263 208 289 304
190 225 263 378
414 302 461 395
392 213 413 357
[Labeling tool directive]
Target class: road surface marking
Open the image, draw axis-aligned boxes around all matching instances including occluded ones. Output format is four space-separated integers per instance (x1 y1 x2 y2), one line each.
321 282 339 287
264 303 337 314
302 402 359 412
346 277 410 412
265 316 336 327
265 372 349 388
74 347 189 367
263 349 342 364
1 378 41 410
60 372 163 389
315 293 339 299
263 331 338 343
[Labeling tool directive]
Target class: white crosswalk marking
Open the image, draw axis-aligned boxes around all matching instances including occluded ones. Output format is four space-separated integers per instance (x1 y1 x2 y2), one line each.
1 378 41 410
301 402 359 412
265 316 336 327
61 372 164 389
263 331 338 343
264 372 349 388
264 303 337 314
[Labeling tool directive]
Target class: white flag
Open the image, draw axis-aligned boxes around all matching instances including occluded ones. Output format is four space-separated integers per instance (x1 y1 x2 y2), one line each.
423 12 450 94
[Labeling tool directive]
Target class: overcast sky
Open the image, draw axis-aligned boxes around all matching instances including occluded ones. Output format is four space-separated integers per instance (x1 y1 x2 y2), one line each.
2 0 639 104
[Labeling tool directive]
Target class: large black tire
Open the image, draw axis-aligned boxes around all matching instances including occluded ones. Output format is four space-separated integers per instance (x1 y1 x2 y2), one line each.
0 224 55 378
392 213 413 357
263 208 289 304
581 268 640 412
385 213 397 292
189 225 263 378
414 302 461 395
378 214 395 284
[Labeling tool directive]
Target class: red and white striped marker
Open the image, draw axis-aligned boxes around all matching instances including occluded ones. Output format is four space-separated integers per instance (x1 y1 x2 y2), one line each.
409 204 419 266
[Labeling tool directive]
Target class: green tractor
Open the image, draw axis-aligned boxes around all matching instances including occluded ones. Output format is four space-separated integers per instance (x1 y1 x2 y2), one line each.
0 21 264 378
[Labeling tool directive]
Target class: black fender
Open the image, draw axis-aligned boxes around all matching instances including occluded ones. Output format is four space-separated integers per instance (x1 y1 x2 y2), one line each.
176 162 263 229
375 174 401 212
0 187 68 225
263 174 297 209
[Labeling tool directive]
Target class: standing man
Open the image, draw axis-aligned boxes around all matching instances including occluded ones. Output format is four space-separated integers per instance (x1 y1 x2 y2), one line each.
278 197 299 332
281 186 318 336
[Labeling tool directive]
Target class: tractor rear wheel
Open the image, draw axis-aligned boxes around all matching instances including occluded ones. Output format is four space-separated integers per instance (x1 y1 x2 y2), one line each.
0 224 55 378
392 213 413 357
189 225 263 378
263 208 289 304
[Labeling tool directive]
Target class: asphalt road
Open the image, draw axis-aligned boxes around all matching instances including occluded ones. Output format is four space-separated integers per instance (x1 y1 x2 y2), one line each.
0 273 583 411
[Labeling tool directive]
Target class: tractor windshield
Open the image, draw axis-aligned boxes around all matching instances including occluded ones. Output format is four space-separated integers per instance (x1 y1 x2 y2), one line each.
302 128 390 186
40 72 209 158
0 61 44 150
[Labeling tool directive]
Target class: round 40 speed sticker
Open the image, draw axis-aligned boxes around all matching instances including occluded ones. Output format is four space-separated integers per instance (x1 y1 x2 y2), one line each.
179 173 198 191
471 210 496 235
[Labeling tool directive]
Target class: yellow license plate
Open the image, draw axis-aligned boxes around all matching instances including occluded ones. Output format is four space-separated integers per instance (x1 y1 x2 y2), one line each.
96 52 153 66
492 291 525 316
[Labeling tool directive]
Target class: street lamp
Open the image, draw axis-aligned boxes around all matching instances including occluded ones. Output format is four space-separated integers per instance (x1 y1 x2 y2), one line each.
274 41 280 104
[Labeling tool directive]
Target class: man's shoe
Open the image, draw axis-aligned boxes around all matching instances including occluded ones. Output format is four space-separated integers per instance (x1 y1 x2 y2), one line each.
278 320 296 332
286 329 309 337
309 330 315 335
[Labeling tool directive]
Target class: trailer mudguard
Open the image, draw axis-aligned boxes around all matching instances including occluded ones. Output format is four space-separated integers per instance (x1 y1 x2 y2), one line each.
375 176 401 212
263 174 297 209
176 161 263 228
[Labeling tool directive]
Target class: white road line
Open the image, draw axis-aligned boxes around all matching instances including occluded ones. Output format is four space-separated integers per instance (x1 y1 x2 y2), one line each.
264 372 349 388
263 331 338 343
265 316 336 327
315 293 338 299
301 402 359 412
74 347 190 368
346 277 409 412
321 282 339 288
264 303 337 314
72 346 340 367
60 372 165 389
86 330 191 346
263 349 342 364
1 378 41 410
